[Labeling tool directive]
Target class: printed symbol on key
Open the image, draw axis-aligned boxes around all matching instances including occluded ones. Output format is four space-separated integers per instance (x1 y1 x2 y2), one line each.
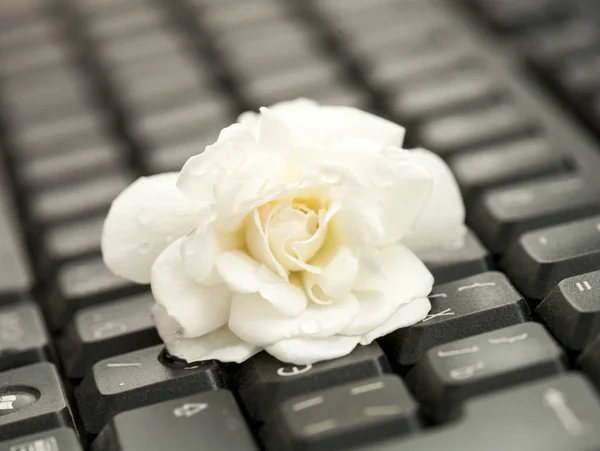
544 388 586 436
437 346 480 358
576 281 592 292
91 321 127 339
428 293 448 299
457 282 496 292
0 395 16 411
277 364 312 377
9 436 59 451
449 361 485 380
538 236 548 245
488 334 528 345
422 308 454 323
173 403 209 418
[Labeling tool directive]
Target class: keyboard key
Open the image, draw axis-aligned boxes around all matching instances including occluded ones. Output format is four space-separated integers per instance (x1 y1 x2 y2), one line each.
262 375 420 451
417 102 537 156
392 68 502 120
417 229 491 284
232 344 390 423
380 272 530 367
49 256 138 329
0 40 72 76
15 110 105 152
467 0 569 32
21 140 123 187
352 373 600 451
471 175 600 254
0 160 33 295
93 390 259 451
76 344 225 433
405 322 565 421
502 215 600 301
448 137 568 201
578 334 600 386
537 271 600 351
60 293 160 379
45 215 104 261
0 363 74 441
0 301 51 372
0 428 82 451
31 171 132 223
145 132 217 174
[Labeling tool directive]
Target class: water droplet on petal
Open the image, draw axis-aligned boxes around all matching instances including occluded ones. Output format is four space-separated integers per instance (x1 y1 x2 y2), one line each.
139 242 151 254
300 320 321 335
138 211 154 225
165 235 174 243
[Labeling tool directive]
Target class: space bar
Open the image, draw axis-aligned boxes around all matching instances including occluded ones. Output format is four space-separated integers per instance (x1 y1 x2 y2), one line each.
0 159 33 298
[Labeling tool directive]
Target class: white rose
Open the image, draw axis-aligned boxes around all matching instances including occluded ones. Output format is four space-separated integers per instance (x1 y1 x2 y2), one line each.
101 99 465 365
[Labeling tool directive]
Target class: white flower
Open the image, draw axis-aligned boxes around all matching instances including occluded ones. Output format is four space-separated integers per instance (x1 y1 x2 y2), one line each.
101 98 465 365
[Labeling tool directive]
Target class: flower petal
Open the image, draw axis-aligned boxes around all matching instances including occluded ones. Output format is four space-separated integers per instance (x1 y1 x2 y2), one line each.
359 297 431 345
402 149 467 252
229 292 360 347
102 173 202 284
265 336 360 365
215 250 307 317
341 243 433 336
152 238 230 338
181 222 244 286
302 243 359 304
239 98 406 148
153 305 260 363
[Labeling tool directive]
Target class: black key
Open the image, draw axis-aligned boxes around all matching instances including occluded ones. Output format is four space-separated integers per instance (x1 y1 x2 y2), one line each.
503 215 600 301
392 68 501 120
45 215 104 261
405 322 565 421
0 363 74 441
471 175 600 254
537 271 600 351
381 272 530 367
21 140 123 187
523 19 599 67
467 0 569 32
448 137 568 201
133 96 229 150
263 375 420 451
578 334 600 386
31 171 132 224
145 132 217 174
416 103 537 156
351 373 600 451
48 256 139 329
0 159 33 296
75 344 225 434
232 344 390 424
0 301 51 371
0 428 82 451
60 293 160 379
417 229 491 284
93 390 259 451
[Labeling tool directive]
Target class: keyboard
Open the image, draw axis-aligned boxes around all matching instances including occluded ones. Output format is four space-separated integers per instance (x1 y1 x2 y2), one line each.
4 0 600 449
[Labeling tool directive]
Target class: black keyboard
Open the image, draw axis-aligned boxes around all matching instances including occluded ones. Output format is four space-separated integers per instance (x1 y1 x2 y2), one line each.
5 0 600 449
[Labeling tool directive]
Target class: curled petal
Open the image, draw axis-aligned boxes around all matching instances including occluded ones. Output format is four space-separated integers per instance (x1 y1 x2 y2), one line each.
102 173 202 284
265 336 360 365
229 292 360 347
359 297 431 345
215 251 307 317
239 98 406 148
153 305 260 363
302 244 359 304
246 208 289 279
403 149 466 252
341 243 433 336
181 222 244 286
152 238 230 338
